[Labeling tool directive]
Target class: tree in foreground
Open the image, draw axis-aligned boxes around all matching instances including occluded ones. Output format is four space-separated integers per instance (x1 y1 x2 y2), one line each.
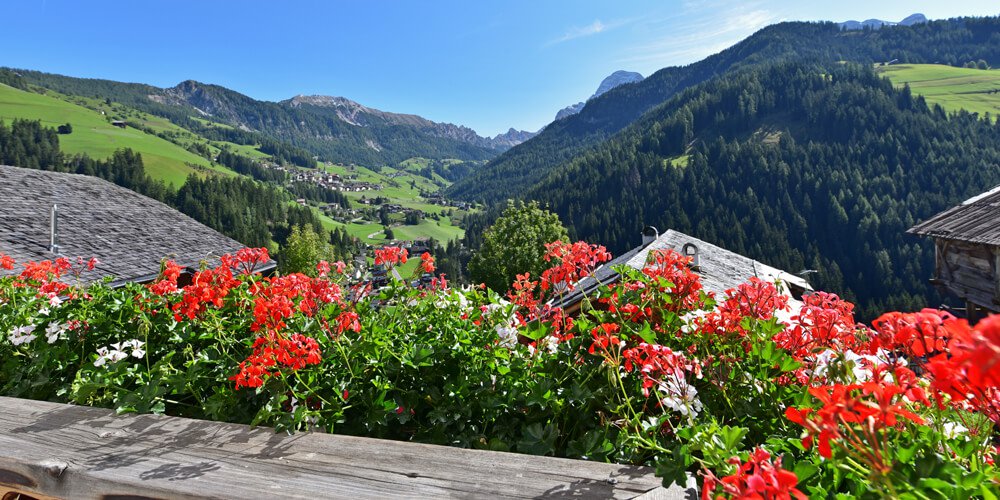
279 225 329 276
469 200 569 292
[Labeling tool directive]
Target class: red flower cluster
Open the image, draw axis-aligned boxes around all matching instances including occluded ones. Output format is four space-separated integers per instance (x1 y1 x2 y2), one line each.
335 311 361 336
621 342 696 397
588 323 622 356
230 333 322 389
539 241 611 292
640 249 705 313
701 448 805 500
699 278 787 337
0 253 14 270
148 260 183 296
508 273 539 309
420 252 435 274
374 246 408 267
871 309 959 358
222 247 271 275
785 365 928 470
776 291 868 361
171 265 239 321
250 273 344 333
924 315 1000 424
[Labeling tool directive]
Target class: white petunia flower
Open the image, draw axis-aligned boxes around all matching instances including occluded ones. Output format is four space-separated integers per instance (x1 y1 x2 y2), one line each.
8 325 37 346
658 376 704 418
45 321 66 344
496 324 519 348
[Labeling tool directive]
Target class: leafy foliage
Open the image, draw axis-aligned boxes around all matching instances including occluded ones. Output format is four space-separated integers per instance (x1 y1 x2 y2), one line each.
1 244 998 497
468 200 569 292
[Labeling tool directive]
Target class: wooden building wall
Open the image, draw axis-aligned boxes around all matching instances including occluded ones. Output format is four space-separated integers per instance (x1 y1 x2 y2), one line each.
934 238 1000 316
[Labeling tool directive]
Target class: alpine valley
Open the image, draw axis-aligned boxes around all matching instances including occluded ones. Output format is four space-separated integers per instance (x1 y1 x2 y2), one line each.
4 15 1000 316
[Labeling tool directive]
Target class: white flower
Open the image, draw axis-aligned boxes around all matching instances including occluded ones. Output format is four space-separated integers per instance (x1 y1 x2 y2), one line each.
45 321 66 344
8 325 37 346
941 421 968 440
48 294 63 308
38 307 51 316
94 339 143 367
537 335 559 355
657 376 704 418
496 324 519 348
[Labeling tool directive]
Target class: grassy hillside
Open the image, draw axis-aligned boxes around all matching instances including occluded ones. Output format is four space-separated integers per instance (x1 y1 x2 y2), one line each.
309 160 470 246
877 64 1000 120
0 83 228 185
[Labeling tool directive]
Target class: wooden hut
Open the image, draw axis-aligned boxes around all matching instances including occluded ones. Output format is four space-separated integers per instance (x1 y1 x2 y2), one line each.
908 185 1000 321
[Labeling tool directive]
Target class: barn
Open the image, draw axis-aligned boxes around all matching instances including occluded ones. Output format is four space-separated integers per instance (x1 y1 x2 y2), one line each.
908 185 1000 321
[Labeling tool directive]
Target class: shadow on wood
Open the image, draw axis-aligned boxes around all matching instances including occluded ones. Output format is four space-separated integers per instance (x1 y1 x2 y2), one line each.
0 397 695 499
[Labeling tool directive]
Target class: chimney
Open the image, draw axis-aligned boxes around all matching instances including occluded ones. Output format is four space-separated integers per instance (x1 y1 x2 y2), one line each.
641 226 659 246
49 204 60 254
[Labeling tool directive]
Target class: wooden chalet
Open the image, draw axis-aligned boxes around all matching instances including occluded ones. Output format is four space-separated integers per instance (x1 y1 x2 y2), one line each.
908 185 1000 321
554 228 813 315
0 165 275 285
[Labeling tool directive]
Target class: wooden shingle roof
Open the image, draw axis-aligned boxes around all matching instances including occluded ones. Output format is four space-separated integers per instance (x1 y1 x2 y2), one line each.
0 165 267 284
554 229 813 309
908 185 1000 245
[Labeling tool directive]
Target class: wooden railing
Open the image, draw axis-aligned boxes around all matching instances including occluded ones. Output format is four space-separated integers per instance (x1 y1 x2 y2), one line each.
0 397 694 499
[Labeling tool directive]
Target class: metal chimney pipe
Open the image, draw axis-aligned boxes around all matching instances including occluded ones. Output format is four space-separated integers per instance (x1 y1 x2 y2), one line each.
49 204 60 254
641 226 659 246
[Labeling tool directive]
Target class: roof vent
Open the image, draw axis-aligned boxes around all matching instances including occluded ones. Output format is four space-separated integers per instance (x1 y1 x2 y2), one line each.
682 242 701 271
641 226 659 246
49 204 60 254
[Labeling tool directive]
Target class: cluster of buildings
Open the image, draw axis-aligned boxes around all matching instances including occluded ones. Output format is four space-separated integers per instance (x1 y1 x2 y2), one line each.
288 169 382 192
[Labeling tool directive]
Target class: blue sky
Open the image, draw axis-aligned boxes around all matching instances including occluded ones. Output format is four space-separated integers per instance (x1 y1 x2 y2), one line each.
2 1 997 136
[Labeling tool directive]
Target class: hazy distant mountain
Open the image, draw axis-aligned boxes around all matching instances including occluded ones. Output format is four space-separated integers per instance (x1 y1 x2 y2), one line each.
554 70 644 121
489 128 538 149
284 94 534 150
839 13 927 30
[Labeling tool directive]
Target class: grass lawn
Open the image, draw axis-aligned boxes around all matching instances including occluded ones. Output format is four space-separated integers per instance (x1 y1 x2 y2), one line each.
877 64 1000 120
0 83 229 186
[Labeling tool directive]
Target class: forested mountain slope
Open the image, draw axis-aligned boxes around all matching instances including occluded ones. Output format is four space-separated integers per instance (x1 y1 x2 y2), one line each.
8 70 500 166
448 17 1000 203
522 62 1000 317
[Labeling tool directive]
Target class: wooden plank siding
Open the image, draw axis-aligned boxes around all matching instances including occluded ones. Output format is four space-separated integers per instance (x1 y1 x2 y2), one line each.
934 239 1000 312
0 397 694 499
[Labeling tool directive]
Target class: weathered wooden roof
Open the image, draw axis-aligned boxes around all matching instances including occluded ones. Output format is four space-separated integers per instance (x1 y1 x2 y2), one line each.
0 397 693 499
555 229 813 309
0 165 269 283
908 184 1000 245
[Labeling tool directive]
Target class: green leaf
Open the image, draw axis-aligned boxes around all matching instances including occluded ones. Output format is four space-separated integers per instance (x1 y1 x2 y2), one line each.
635 322 657 345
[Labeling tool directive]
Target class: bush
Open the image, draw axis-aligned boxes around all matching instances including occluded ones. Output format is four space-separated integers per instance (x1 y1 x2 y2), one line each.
1 244 998 497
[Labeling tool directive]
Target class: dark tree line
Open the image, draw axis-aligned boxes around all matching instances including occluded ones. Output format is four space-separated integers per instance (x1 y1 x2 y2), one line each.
286 181 350 207
216 149 286 183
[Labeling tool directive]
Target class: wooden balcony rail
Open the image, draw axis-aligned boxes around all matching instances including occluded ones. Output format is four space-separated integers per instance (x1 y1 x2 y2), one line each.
0 397 695 499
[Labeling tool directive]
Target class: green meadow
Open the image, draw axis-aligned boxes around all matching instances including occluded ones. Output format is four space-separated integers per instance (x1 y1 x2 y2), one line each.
0 83 230 186
877 64 1000 120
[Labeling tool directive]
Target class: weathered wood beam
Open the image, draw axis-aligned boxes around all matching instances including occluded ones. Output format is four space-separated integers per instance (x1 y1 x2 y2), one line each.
0 397 694 499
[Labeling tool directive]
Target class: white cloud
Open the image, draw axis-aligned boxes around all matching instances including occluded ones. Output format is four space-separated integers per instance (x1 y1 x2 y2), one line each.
547 18 631 46
620 5 781 68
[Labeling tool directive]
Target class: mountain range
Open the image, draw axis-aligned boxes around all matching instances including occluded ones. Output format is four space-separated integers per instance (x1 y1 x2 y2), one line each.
838 13 927 31
8 70 536 166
